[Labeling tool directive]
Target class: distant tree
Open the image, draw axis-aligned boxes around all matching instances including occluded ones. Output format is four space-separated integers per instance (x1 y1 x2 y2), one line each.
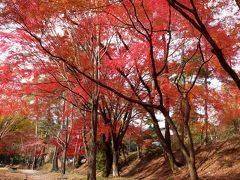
0 115 32 142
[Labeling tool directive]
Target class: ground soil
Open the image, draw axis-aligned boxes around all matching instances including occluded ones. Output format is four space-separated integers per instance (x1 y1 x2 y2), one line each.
0 135 239 179
120 135 240 179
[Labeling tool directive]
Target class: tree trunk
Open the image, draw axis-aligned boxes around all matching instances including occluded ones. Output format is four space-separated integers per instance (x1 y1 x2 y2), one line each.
187 157 198 180
137 144 142 159
102 135 112 177
38 156 44 168
87 20 100 180
62 118 70 175
165 121 171 147
82 122 88 158
32 119 38 170
179 100 186 164
111 132 120 177
163 30 172 155
27 157 31 169
31 155 37 170
112 147 120 177
51 146 59 172
184 99 199 180
87 96 98 180
204 73 209 144
122 144 127 163
62 146 67 174
151 117 181 172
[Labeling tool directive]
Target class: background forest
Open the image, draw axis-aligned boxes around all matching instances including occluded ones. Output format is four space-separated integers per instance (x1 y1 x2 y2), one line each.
0 0 239 180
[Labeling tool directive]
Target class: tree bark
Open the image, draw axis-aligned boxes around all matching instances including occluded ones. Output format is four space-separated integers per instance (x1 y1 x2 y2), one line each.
82 119 88 158
62 118 70 175
183 98 199 180
111 133 120 177
62 144 67 174
204 74 209 144
31 118 38 170
137 144 142 159
151 119 180 172
187 157 198 180
87 19 100 180
51 146 59 172
102 134 112 177
87 97 98 180
112 147 120 177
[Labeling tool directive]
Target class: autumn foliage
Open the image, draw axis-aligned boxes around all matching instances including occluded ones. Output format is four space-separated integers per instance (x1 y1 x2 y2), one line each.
0 0 239 180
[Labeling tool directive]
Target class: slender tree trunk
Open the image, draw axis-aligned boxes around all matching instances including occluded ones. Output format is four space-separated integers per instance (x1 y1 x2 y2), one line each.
37 147 45 168
204 73 209 144
187 156 198 180
82 120 88 158
51 146 59 172
164 97 172 159
87 97 98 180
87 18 100 180
73 137 78 167
32 119 38 170
62 145 67 174
179 100 186 164
163 20 172 156
137 144 141 159
62 119 70 175
152 120 179 172
165 121 171 149
184 99 199 180
157 96 198 180
150 82 179 171
122 144 127 163
52 116 64 172
27 157 31 169
31 155 37 170
186 141 198 180
38 156 44 168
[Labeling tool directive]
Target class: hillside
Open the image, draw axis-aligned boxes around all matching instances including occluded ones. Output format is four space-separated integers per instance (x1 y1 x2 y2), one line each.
118 135 240 179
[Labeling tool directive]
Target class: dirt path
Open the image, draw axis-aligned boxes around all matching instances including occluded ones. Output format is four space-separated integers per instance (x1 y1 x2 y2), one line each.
0 168 58 180
0 167 78 180
19 169 45 180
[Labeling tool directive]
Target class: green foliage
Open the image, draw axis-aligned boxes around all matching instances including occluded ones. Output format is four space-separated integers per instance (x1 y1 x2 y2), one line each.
124 140 137 152
96 148 107 173
231 118 240 133
143 147 163 159
0 154 25 165
214 118 240 140
96 139 113 177
38 120 60 141
0 115 33 139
